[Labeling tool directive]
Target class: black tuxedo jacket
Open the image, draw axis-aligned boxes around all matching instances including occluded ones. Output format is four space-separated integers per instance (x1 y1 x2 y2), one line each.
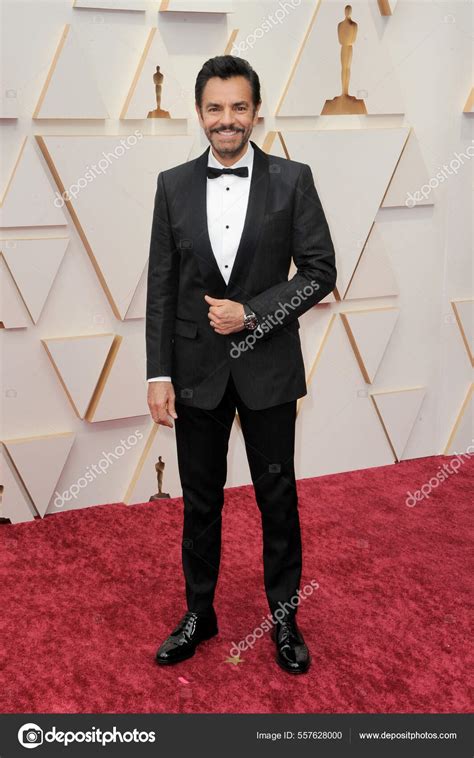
145 139 337 410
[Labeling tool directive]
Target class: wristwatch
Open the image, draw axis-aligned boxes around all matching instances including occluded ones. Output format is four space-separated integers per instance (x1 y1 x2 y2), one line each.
243 303 259 331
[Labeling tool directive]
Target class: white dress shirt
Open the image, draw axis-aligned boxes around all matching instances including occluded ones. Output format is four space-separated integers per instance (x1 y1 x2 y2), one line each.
148 141 254 383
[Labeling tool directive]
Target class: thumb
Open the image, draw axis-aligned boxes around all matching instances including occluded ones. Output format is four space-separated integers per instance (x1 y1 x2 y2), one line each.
204 294 220 304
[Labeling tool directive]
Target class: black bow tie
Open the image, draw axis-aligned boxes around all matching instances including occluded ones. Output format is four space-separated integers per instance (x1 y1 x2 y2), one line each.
207 166 249 179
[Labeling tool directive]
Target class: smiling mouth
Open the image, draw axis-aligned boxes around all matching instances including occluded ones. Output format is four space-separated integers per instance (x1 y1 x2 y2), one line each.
217 130 239 137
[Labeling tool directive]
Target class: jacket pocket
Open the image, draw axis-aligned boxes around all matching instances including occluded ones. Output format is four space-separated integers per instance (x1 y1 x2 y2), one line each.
174 317 198 339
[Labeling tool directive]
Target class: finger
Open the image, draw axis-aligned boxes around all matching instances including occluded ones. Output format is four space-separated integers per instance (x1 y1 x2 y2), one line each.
149 402 171 426
156 414 173 428
168 396 178 419
208 306 224 318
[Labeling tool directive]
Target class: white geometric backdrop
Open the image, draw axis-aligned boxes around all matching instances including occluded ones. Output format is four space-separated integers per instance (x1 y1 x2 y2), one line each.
0 0 472 522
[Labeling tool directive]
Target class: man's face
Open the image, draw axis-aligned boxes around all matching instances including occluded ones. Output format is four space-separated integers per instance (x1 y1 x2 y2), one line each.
195 75 260 159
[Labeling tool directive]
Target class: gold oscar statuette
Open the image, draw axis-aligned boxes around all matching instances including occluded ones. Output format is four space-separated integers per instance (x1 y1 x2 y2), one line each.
147 65 171 119
149 456 170 500
322 4 367 115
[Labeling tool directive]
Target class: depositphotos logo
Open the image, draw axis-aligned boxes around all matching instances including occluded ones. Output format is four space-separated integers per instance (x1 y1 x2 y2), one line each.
18 723 156 748
18 724 43 749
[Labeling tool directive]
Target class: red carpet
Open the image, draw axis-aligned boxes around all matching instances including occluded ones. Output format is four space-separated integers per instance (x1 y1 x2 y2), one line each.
1 455 472 714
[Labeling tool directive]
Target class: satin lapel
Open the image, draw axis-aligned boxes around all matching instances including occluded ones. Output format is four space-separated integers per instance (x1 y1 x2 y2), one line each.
188 144 227 296
188 139 269 300
225 140 269 301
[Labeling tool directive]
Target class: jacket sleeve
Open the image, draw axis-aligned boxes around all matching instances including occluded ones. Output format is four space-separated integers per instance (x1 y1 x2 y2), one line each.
145 171 179 379
245 163 336 340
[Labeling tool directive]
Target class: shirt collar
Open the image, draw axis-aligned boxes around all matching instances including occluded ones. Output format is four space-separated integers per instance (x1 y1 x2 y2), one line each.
207 140 254 172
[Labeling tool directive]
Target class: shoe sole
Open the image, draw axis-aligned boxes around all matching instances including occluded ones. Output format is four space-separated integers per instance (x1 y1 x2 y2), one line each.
155 627 218 666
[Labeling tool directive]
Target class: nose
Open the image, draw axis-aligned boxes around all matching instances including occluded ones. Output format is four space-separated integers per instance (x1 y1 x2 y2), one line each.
219 107 236 126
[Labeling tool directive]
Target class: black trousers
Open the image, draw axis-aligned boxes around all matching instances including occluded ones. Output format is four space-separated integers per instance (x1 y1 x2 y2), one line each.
174 371 302 619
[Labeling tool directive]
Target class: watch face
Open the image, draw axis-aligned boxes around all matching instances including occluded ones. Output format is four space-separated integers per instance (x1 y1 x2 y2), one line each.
245 315 257 330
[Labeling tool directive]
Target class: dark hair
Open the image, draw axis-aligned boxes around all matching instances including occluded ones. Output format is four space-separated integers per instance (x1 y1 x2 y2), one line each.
195 55 261 111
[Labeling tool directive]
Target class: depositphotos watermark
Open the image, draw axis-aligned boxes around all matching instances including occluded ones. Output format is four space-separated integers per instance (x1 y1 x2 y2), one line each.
405 140 474 207
18 723 156 749
53 130 143 208
229 579 319 657
231 0 301 53
230 280 320 358
53 430 144 508
405 441 474 507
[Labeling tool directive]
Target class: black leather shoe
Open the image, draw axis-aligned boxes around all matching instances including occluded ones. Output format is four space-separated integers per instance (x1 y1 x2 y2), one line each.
270 616 310 674
155 610 218 665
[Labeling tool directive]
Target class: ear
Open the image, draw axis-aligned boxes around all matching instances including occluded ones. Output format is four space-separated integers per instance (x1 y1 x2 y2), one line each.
253 102 261 125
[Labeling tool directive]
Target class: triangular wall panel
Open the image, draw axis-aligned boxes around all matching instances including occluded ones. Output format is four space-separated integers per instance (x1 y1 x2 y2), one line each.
124 263 147 320
345 224 399 300
0 445 37 523
33 25 109 119
452 300 473 367
371 387 426 460
382 130 434 208
1 238 69 323
283 128 409 297
296 315 394 477
90 334 150 422
37 135 194 319
341 308 399 383
0 255 29 328
4 433 75 517
42 334 116 418
0 139 68 228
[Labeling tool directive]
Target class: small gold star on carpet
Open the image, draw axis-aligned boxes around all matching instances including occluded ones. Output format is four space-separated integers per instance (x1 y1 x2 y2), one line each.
224 655 244 666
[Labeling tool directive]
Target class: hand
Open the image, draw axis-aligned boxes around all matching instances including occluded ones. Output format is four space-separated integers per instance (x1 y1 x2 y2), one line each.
204 294 245 335
147 381 178 428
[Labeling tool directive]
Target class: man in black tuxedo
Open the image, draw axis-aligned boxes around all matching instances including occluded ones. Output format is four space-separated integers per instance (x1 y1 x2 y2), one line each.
146 56 336 674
